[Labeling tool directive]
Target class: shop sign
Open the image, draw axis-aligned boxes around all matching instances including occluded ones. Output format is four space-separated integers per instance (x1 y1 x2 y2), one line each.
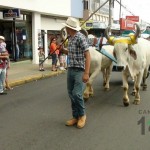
86 22 93 28
80 20 93 30
120 18 135 30
3 9 20 18
93 21 106 29
126 16 139 22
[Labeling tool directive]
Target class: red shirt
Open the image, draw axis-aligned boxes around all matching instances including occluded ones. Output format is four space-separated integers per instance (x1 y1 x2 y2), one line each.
50 43 59 55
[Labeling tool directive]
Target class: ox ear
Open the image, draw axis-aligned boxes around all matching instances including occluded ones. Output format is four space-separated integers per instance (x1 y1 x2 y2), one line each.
128 45 137 60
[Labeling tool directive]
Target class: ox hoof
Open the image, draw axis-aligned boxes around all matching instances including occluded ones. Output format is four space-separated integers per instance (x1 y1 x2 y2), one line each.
142 86 147 91
133 100 140 105
123 101 130 107
83 94 89 101
84 97 89 101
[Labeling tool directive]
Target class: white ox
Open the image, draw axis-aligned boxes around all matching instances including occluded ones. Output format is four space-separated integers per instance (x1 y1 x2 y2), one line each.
83 45 114 100
105 23 150 106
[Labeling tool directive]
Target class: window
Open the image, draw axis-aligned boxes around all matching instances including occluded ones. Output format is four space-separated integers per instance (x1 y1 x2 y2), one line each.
84 0 88 10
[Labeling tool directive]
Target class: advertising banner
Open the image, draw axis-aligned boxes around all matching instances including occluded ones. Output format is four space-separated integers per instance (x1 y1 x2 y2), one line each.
120 18 135 30
80 20 93 30
126 16 139 22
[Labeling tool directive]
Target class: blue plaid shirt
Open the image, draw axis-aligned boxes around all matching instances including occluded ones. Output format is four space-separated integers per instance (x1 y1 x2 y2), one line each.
67 32 89 69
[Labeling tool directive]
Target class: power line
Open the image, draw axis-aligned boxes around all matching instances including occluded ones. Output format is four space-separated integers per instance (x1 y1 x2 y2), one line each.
115 0 150 25
115 0 135 16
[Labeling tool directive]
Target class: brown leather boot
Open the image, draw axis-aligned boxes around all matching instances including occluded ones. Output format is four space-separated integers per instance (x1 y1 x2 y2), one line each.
77 115 86 129
65 118 78 126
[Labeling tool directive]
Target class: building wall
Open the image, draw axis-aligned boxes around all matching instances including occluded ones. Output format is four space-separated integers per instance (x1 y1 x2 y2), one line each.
32 15 68 64
41 17 65 31
83 0 111 25
0 0 84 64
0 0 71 17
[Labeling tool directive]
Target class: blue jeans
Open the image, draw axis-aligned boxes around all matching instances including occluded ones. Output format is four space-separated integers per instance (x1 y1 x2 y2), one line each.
67 67 85 119
0 68 6 93
14 44 20 60
51 54 57 65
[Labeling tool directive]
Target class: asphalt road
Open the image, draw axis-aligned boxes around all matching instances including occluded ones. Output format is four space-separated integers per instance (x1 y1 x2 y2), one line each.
0 72 150 150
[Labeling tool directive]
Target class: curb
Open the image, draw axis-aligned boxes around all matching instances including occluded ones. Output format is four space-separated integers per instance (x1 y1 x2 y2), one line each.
9 70 65 87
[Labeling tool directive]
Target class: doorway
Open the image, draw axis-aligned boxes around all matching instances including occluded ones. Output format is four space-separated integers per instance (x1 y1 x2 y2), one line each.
0 20 14 59
0 19 31 61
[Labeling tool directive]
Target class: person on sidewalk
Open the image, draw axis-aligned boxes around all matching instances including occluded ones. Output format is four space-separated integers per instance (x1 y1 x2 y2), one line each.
59 52 66 70
61 17 91 129
38 47 45 71
49 38 59 71
0 36 9 95
58 41 66 71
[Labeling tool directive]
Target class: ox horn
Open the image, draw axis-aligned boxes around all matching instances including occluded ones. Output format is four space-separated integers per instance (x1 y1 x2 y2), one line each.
60 27 68 41
104 26 114 45
104 26 111 41
134 23 141 39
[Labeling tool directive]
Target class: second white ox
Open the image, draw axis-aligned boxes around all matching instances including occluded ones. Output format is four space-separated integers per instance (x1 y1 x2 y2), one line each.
83 45 114 100
105 23 150 106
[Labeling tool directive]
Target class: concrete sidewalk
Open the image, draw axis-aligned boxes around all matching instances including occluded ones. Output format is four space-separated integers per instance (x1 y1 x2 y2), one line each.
8 59 66 87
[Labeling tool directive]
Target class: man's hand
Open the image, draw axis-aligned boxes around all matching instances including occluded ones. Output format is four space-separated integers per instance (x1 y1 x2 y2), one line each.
82 73 89 83
61 47 68 55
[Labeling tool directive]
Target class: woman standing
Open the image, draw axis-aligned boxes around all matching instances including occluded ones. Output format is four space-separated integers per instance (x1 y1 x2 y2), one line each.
49 38 59 71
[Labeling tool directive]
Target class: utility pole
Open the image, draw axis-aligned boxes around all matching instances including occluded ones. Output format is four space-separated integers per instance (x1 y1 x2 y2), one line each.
109 0 114 34
119 0 122 19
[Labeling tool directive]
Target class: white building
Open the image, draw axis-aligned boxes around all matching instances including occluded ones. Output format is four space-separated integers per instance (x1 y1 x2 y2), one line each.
0 0 83 64
83 0 110 25
0 0 114 64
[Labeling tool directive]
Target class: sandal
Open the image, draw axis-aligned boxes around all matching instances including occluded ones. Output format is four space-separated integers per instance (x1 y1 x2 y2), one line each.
6 87 13 90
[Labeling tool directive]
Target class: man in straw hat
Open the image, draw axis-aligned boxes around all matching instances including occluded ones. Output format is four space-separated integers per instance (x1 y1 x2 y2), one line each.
0 36 9 95
61 17 91 128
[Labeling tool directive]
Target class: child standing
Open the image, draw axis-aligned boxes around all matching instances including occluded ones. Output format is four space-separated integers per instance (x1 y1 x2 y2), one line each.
38 47 45 71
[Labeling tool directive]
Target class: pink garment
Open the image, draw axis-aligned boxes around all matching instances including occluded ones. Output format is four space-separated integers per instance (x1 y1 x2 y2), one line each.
0 42 6 52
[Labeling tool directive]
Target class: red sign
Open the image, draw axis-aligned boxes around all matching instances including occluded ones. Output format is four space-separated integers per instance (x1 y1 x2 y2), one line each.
126 16 139 22
120 18 135 30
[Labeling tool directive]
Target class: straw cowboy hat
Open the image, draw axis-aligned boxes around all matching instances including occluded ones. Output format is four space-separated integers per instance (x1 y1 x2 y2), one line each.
62 17 81 31
0 36 5 41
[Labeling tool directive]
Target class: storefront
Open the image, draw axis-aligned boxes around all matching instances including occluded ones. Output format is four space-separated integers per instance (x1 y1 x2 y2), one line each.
40 16 66 57
0 9 32 61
